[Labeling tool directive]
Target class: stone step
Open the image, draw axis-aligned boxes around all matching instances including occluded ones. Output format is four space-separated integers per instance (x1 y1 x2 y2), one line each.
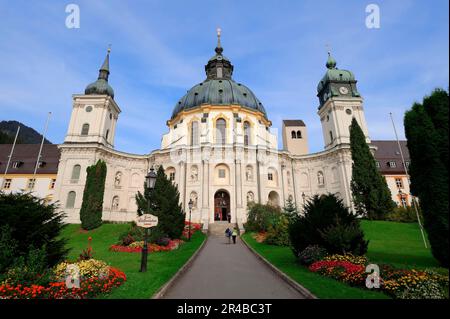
208 222 236 236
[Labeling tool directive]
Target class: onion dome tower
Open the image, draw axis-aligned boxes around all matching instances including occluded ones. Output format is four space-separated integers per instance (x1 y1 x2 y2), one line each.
85 47 115 99
317 52 360 108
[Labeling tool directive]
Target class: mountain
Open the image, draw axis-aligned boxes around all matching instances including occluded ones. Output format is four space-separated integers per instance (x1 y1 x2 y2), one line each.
0 120 52 144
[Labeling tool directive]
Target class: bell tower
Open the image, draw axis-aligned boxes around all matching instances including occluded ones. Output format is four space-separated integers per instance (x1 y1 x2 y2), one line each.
64 48 121 148
317 52 370 149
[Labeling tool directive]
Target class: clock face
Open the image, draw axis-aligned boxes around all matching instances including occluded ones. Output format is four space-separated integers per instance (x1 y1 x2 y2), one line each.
339 86 349 95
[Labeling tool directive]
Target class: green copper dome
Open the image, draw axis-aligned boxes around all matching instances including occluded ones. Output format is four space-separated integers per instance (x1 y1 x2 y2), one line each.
171 31 267 119
316 52 361 108
85 49 115 99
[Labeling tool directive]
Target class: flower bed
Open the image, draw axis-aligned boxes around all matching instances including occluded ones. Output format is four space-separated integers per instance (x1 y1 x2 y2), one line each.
309 260 366 287
0 266 126 299
182 221 202 238
110 239 183 253
308 254 449 299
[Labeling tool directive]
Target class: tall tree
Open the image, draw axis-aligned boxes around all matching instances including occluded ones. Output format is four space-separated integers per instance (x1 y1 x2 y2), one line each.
0 192 68 269
350 118 395 219
135 166 185 239
404 89 448 267
80 160 107 230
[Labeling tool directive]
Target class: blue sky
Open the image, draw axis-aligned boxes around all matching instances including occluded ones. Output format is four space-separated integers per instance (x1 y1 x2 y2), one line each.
0 0 448 154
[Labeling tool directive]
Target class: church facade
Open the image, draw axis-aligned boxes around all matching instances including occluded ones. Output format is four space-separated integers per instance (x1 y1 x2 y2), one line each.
53 32 372 230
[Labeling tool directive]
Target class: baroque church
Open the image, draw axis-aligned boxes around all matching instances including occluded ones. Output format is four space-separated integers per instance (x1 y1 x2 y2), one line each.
53 31 372 231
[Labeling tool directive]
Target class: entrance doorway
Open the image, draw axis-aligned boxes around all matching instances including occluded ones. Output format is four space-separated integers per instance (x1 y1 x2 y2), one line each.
214 190 230 222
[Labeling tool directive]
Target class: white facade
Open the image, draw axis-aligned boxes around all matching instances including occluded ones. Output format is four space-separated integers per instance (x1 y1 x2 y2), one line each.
53 46 373 230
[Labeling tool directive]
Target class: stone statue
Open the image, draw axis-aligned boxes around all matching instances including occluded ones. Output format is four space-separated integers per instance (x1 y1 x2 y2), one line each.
246 167 253 181
247 192 254 203
191 166 198 182
318 172 324 185
190 192 198 209
112 197 119 211
114 171 122 187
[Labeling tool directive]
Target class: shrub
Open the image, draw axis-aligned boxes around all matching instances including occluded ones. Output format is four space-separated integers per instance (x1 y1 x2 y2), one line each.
0 225 18 274
1 246 52 287
0 192 68 268
319 220 368 256
118 222 168 246
297 245 328 266
264 214 290 246
245 203 281 233
288 194 369 257
385 206 423 223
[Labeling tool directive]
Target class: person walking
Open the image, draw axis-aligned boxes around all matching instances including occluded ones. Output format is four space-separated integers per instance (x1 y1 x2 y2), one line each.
231 227 238 244
225 228 231 244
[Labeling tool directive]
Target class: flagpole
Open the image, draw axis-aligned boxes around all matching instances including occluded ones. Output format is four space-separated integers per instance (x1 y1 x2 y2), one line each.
2 125 21 187
32 112 52 191
389 112 427 248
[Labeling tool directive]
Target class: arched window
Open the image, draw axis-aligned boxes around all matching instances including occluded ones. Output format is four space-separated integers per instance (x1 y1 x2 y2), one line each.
329 131 333 142
105 129 109 141
244 121 251 146
71 164 81 181
291 131 296 139
81 123 89 136
191 121 199 146
66 191 76 208
216 118 226 144
296 130 302 138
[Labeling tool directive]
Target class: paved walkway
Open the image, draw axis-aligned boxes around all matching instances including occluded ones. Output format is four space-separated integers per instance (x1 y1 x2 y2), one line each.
162 235 305 299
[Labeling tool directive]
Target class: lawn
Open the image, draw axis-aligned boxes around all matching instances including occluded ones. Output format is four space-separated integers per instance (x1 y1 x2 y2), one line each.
242 220 447 299
61 223 206 298
361 220 439 269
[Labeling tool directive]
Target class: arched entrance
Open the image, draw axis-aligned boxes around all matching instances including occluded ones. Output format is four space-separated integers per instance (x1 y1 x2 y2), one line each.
214 190 230 221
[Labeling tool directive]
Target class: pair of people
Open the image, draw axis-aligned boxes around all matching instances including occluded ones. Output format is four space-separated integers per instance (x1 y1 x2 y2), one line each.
225 227 238 244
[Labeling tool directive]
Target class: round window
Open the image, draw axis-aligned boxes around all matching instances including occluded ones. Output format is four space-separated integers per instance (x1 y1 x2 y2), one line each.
85 105 93 112
346 109 352 115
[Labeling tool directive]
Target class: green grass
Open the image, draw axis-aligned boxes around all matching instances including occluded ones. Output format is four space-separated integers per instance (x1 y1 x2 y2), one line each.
61 223 206 299
242 233 389 299
242 220 447 299
361 220 439 269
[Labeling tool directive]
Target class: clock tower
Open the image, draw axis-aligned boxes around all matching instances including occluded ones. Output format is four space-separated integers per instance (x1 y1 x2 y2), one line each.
317 52 370 149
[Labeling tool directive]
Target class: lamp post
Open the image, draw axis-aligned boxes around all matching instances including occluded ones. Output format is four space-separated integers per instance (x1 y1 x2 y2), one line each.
140 166 157 273
188 199 193 241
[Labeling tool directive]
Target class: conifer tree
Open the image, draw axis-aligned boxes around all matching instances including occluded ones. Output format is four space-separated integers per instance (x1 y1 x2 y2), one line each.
135 166 185 239
80 160 107 230
350 118 395 219
404 89 448 266
283 196 299 222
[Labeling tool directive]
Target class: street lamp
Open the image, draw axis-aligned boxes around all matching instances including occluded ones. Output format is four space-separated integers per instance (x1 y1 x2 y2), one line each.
188 199 193 241
140 166 157 273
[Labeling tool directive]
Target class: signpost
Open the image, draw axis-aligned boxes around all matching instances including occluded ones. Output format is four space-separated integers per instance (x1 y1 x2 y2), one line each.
137 214 158 272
